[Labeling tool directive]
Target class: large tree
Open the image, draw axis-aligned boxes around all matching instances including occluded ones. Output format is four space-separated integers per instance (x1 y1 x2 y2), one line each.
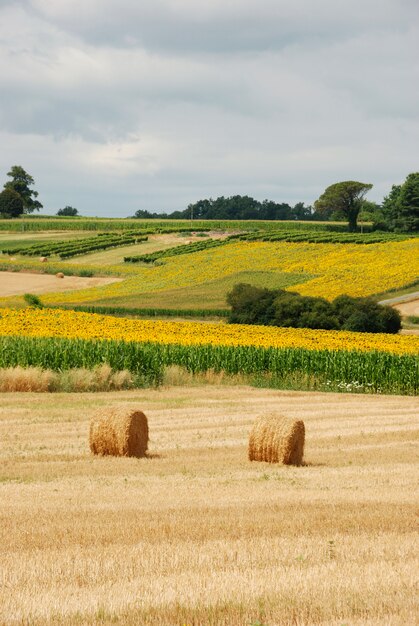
381 173 419 232
3 165 43 213
0 188 24 218
314 181 373 232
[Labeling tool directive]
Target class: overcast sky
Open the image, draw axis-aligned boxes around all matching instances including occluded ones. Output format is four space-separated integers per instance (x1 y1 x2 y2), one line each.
0 0 418 216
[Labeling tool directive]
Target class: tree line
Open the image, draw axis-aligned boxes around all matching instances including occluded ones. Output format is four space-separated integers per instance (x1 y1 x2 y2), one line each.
1 165 417 232
134 198 315 221
133 174 418 232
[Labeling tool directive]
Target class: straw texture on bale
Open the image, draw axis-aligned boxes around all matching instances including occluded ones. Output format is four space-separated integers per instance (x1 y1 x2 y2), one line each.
248 414 305 465
90 406 149 457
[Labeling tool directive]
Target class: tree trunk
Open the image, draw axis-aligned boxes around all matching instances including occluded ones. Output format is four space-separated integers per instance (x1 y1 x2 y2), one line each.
347 211 358 232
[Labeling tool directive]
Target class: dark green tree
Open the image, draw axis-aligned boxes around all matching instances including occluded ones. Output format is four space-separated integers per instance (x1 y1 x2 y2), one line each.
0 188 24 217
3 165 43 213
56 206 78 216
394 173 419 231
380 173 419 232
314 181 373 232
332 295 401 334
227 283 278 325
358 199 381 223
227 285 401 333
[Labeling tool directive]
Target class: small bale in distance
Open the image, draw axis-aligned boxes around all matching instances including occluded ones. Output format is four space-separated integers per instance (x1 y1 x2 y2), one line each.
248 414 305 465
40 257 48 263
55 272 64 278
90 406 149 457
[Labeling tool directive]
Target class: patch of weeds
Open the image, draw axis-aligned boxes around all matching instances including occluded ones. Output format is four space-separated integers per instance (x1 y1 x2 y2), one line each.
23 293 44 308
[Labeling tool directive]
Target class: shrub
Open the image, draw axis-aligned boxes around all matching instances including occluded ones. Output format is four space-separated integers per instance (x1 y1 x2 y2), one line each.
23 293 44 308
333 295 402 334
227 284 402 333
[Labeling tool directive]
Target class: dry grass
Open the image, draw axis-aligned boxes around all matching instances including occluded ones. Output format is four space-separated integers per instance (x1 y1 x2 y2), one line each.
0 365 133 392
0 366 58 392
0 386 418 625
248 413 305 464
162 364 248 386
89 406 148 457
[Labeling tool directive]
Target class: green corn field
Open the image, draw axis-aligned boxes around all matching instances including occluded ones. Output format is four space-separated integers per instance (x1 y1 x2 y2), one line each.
0 336 416 394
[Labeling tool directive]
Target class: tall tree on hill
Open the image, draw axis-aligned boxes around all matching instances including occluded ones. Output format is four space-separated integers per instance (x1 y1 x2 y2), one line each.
314 181 373 232
3 165 43 213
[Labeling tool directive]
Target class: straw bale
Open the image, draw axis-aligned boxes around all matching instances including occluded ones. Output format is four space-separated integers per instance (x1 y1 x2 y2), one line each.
248 413 305 465
90 406 149 457
40 257 48 263
55 272 64 278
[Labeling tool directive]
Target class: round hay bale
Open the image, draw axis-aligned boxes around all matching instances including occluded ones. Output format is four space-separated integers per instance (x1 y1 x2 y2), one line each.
89 406 149 457
248 414 305 465
39 257 48 263
55 272 65 278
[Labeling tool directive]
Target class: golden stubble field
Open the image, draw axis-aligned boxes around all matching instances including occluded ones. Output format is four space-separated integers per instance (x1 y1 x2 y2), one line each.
0 386 418 626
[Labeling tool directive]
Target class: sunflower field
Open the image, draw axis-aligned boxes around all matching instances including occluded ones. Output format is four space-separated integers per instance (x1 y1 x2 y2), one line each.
0 308 417 394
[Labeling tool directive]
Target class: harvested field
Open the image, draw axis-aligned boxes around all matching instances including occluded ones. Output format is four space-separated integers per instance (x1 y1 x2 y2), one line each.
0 271 122 297
0 386 418 625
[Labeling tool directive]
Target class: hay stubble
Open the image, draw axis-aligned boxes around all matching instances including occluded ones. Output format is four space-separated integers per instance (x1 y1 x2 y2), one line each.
0 386 418 625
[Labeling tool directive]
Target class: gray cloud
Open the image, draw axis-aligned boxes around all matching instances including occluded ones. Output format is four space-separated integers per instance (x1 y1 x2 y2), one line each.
0 0 418 215
28 0 418 53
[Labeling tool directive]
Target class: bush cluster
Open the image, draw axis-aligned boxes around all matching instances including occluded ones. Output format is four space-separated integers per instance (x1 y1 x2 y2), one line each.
227 284 402 334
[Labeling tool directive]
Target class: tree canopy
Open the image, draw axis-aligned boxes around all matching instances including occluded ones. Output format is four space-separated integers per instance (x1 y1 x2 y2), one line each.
380 173 419 232
314 181 373 231
3 165 43 214
57 206 78 216
0 188 24 218
132 196 315 221
227 284 401 334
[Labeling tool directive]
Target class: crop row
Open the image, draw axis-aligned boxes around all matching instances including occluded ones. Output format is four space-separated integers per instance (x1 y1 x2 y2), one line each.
238 231 411 244
124 237 230 263
0 335 415 394
1 233 149 259
0 225 215 259
0 218 362 233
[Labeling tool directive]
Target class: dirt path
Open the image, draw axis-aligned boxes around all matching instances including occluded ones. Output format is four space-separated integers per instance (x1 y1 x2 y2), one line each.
379 291 419 315
392 298 419 317
0 271 122 297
